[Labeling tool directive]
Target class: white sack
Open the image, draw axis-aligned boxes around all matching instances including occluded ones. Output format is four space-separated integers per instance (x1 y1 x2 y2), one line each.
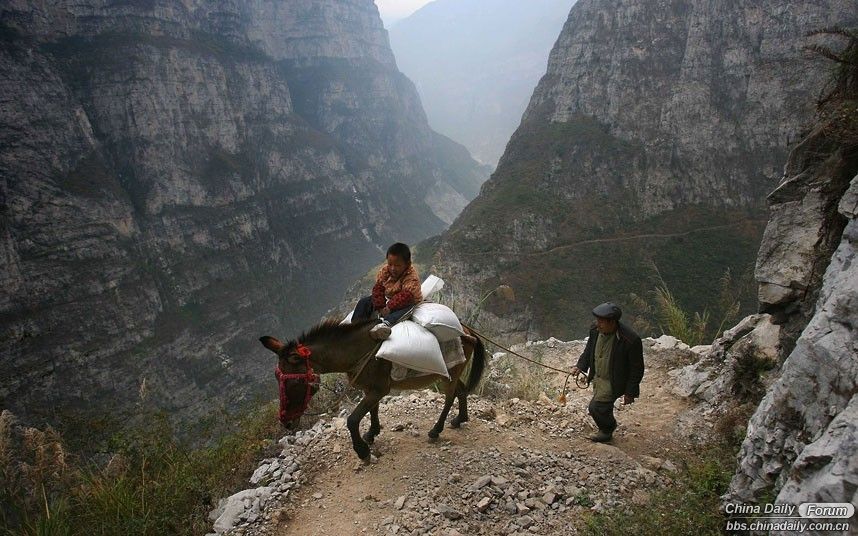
376 321 448 378
411 302 465 342
421 275 445 299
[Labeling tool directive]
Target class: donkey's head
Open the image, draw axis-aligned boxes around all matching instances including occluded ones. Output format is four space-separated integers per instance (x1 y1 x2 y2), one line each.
259 335 320 429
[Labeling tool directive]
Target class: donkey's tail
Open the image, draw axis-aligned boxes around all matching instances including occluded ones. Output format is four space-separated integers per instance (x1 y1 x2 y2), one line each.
464 332 486 394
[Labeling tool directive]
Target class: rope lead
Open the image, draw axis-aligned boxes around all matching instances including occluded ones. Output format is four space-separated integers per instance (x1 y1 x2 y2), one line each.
462 324 587 405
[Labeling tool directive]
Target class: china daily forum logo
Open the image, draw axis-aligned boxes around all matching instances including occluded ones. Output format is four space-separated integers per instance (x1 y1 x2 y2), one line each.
725 503 855 518
724 503 854 534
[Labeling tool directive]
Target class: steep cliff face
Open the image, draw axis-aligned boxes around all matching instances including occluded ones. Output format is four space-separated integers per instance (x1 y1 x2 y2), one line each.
426 0 857 339
0 0 486 430
670 30 858 512
726 70 858 506
730 174 857 507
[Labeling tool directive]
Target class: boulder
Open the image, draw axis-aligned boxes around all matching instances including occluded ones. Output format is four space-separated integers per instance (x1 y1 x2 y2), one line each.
212 487 273 534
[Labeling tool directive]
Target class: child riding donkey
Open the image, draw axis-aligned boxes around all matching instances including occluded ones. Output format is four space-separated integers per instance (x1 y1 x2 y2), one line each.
352 242 422 340
260 241 487 460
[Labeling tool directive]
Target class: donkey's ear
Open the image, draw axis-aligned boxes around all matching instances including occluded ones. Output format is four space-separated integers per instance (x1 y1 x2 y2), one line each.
259 336 285 353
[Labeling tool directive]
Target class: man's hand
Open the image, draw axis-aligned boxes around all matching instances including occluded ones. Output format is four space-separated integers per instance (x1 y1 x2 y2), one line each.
622 395 635 405
571 366 581 376
381 307 391 317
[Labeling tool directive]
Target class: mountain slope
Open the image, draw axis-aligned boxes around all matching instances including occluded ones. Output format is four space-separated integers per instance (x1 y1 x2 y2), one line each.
0 0 486 431
425 0 858 339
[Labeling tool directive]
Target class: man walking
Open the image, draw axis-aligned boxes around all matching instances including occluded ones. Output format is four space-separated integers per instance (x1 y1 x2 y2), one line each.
570 302 644 442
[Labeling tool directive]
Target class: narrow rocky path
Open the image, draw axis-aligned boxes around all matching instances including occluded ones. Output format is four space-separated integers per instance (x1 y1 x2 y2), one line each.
252 346 691 536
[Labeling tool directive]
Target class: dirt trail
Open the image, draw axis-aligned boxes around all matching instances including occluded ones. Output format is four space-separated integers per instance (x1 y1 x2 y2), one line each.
266 356 691 536
453 218 765 257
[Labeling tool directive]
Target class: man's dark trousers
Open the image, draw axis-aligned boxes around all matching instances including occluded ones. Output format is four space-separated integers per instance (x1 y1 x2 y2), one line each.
588 399 617 433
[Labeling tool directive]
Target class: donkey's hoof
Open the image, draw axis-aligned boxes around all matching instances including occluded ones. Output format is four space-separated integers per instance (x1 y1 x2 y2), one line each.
450 417 468 428
355 444 371 460
353 454 378 470
427 430 440 441
362 432 376 444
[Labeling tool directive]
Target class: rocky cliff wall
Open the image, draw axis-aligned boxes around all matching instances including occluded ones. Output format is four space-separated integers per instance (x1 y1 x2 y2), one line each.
425 0 857 340
676 162 857 514
672 30 858 512
0 0 486 432
726 106 857 508
730 172 857 509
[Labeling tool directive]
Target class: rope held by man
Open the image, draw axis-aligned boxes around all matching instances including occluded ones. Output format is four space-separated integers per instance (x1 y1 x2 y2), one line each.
462 324 588 403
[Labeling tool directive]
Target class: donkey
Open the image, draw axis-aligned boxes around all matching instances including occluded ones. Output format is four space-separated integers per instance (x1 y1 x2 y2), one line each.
259 318 486 461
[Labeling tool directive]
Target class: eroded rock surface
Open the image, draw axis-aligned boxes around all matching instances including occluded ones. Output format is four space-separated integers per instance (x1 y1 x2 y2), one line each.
727 174 858 506
0 0 486 428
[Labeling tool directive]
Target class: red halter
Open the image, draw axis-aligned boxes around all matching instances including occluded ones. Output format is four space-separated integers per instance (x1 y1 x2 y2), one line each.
274 343 320 424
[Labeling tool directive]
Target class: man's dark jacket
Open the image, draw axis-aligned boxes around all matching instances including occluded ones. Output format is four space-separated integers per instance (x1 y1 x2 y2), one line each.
575 322 644 399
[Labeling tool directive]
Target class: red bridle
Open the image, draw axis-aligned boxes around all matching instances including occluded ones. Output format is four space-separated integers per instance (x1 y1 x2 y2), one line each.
274 343 320 424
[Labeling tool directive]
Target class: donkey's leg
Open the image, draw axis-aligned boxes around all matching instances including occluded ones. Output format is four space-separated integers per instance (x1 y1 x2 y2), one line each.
428 381 457 440
450 381 469 428
347 393 382 460
362 402 382 444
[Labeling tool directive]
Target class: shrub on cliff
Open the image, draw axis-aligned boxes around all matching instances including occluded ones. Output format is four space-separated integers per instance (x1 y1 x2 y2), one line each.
808 27 858 146
1 405 281 536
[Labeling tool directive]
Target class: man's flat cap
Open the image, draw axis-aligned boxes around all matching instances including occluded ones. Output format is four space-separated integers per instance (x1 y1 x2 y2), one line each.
592 302 622 320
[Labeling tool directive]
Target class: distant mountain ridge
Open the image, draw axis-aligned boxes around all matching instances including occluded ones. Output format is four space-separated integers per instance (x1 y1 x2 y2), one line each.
424 0 858 339
389 0 574 166
0 0 486 431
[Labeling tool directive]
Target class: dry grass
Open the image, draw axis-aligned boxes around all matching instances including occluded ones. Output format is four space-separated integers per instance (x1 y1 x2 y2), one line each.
630 262 743 346
0 404 283 536
583 408 748 535
479 346 556 401
1 411 75 535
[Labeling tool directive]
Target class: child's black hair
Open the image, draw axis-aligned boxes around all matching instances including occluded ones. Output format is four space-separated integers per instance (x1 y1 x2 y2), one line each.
386 242 411 264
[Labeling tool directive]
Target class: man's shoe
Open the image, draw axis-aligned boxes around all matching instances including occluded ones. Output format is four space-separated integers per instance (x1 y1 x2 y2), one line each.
589 430 613 443
370 323 392 340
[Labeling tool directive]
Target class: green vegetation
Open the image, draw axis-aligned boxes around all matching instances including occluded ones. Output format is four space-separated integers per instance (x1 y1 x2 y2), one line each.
731 350 777 404
581 33 858 535
630 262 745 346
455 115 644 238
582 443 735 536
581 402 750 536
412 236 442 268
651 285 710 346
437 109 765 340
479 208 763 341
1 404 282 536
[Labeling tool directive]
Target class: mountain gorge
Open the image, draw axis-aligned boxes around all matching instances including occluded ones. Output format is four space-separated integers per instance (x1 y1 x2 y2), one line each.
0 0 486 431
426 0 858 340
2 1 856 531
389 0 574 166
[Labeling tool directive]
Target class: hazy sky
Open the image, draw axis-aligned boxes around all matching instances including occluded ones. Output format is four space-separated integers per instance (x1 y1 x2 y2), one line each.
375 0 433 26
